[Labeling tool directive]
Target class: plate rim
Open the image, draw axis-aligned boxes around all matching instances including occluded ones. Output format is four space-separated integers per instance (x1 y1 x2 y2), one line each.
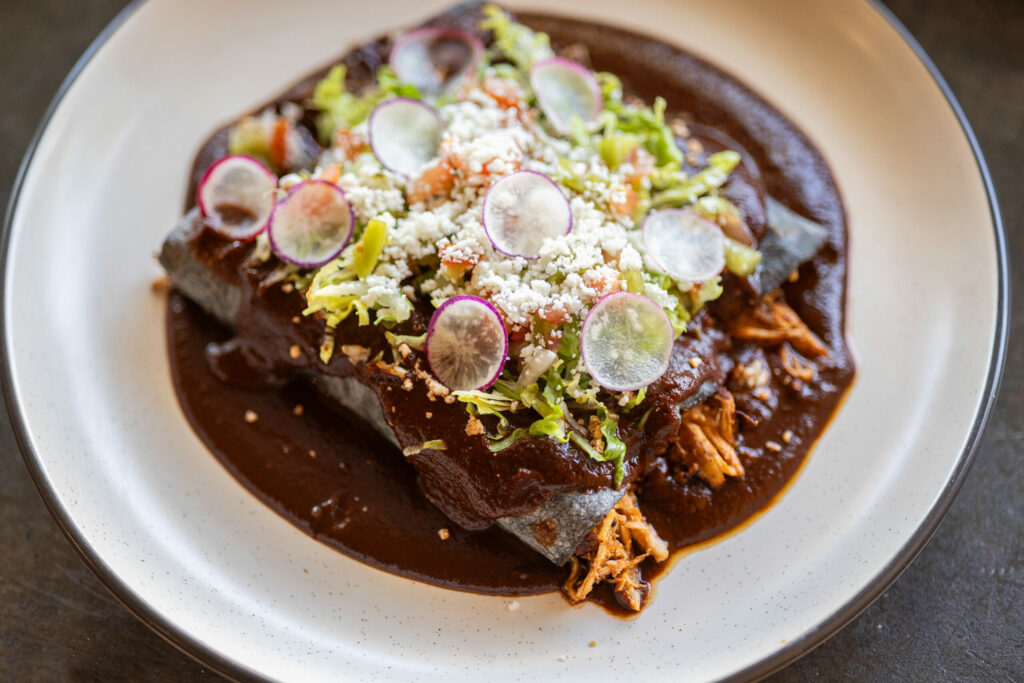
1 1 1008 680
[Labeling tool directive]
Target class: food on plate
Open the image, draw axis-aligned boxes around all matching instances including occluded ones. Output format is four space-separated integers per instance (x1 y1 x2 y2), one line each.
160 3 854 612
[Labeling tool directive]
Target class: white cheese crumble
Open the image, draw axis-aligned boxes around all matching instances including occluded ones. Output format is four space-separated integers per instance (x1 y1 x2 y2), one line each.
310 68 681 342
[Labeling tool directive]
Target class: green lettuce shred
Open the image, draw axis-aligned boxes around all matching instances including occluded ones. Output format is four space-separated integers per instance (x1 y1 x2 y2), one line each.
650 150 741 208
304 231 412 328
596 72 682 168
310 64 423 143
227 117 271 163
724 237 762 276
311 65 375 142
374 65 422 100
403 439 447 456
488 427 529 452
385 331 426 351
599 133 641 169
454 389 515 431
354 218 388 279
567 403 627 487
620 387 647 411
481 4 554 71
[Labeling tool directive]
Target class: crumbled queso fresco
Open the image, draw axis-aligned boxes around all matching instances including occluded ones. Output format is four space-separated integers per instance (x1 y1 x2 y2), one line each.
298 70 675 368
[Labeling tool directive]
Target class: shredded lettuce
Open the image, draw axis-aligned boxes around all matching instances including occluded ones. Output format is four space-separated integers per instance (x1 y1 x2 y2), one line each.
310 64 422 143
666 302 691 337
375 65 422 100
650 150 741 209
620 387 647 411
311 65 375 142
596 72 682 168
488 427 529 452
567 403 627 486
621 269 646 294
724 237 762 276
304 232 413 328
385 330 426 351
403 439 447 456
319 328 336 364
599 133 641 169
481 4 554 71
227 113 273 163
384 330 425 363
675 276 724 318
354 218 388 279
454 389 515 431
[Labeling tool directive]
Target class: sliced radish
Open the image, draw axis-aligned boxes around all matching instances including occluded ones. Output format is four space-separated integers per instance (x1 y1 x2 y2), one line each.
267 180 354 268
425 296 508 391
368 98 442 176
529 58 602 134
196 155 277 240
482 171 571 259
580 292 674 392
643 209 726 284
389 27 484 94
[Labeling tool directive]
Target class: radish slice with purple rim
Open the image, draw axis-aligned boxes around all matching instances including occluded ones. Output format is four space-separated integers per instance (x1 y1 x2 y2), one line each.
482 171 572 259
267 180 354 268
580 292 674 392
368 97 442 176
529 57 602 134
196 155 277 240
389 27 484 94
425 296 508 391
642 209 726 284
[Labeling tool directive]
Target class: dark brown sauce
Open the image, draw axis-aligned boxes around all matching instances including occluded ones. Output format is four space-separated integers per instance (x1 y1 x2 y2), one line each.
165 7 854 613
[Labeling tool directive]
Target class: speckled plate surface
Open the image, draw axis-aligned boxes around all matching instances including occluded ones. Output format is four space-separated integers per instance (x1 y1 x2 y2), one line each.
2 0 1006 680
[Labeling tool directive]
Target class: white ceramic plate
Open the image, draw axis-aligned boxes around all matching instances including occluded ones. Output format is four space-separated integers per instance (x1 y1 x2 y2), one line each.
3 0 1006 680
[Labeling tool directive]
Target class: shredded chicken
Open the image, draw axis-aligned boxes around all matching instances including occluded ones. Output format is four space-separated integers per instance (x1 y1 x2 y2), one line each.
564 492 669 612
729 292 829 358
779 343 815 382
671 389 744 488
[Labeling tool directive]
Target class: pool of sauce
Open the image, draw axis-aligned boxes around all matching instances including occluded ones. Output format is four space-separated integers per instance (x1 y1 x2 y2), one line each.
165 5 854 613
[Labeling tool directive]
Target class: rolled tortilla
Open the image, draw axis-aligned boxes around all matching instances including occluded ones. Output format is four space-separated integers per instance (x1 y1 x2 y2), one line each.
161 210 635 564
757 196 829 294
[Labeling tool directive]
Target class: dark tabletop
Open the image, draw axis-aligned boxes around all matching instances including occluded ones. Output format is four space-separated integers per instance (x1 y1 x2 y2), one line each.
1 0 1021 680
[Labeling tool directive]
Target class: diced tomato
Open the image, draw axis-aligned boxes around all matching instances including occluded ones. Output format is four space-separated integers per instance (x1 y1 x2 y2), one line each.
319 163 341 185
625 147 656 184
584 268 622 297
270 118 290 170
608 183 639 217
408 159 456 206
538 306 570 325
441 138 522 180
439 243 479 269
508 323 529 342
482 76 525 110
332 129 367 161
